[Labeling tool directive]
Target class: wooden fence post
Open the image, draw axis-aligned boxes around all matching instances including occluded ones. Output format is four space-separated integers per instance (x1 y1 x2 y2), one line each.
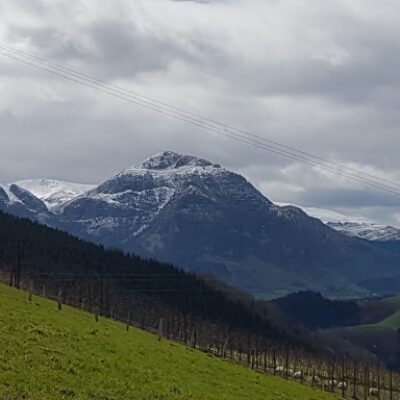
184 314 187 345
158 318 163 341
171 313 175 341
376 363 381 400
331 355 336 393
255 349 258 370
57 289 62 311
247 334 251 368
364 366 368 400
285 346 290 380
193 328 197 349
273 348 277 375
28 280 33 302
311 368 316 387
353 361 358 399
223 337 229 358
342 357 346 398
263 351 267 373
126 311 131 332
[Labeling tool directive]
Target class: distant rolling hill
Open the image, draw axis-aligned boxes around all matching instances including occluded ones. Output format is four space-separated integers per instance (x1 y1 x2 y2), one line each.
263 290 400 368
323 295 400 369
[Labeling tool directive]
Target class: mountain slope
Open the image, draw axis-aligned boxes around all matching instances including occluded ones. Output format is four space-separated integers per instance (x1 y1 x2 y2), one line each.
331 303 400 369
52 151 400 299
0 182 48 219
0 284 340 400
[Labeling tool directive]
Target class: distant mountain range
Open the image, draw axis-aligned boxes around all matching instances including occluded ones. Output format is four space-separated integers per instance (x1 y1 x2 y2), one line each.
14 179 96 209
2 151 400 299
277 203 400 242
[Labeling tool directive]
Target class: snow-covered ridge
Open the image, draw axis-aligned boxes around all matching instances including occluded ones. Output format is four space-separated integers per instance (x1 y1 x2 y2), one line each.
0 183 23 204
59 151 266 242
277 202 400 242
5 151 400 243
14 179 96 209
133 151 222 171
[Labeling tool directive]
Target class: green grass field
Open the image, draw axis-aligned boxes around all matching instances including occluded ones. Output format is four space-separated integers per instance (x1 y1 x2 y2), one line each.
338 295 400 339
333 298 400 366
358 295 400 324
0 284 340 400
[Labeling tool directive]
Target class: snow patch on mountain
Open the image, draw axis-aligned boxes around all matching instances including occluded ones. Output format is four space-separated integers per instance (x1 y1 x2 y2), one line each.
134 151 222 171
0 183 23 204
277 202 400 241
14 179 96 209
56 151 272 247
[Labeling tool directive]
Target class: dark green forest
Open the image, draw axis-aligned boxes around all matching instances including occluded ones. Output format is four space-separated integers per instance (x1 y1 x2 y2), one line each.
0 210 296 353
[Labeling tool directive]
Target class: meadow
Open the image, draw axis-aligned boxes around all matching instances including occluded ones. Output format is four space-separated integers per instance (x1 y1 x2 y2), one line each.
0 284 340 400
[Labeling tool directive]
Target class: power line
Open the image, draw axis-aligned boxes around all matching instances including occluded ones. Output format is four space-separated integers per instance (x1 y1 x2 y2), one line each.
1 44 398 193
1 44 400 196
3 43 397 189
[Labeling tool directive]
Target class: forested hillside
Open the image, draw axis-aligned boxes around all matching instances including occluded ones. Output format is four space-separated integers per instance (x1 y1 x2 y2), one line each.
3 211 400 396
0 210 294 354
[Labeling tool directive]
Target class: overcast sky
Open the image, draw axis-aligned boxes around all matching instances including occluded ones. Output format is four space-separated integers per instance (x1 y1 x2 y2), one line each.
1 0 400 225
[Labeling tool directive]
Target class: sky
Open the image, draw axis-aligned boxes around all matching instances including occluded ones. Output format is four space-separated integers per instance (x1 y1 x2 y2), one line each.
1 0 400 225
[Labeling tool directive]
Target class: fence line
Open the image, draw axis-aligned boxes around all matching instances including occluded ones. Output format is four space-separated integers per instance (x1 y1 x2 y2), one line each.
3 271 399 400
21 285 400 400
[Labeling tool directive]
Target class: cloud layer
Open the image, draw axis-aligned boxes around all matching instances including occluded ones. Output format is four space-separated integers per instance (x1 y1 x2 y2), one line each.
1 0 400 225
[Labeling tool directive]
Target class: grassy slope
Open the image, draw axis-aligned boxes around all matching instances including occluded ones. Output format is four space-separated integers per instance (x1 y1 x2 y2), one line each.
339 295 400 336
358 295 400 324
380 310 400 329
0 284 339 400
333 297 400 365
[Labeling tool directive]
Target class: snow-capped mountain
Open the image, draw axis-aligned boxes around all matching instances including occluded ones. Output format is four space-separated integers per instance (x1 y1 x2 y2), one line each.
277 203 400 242
14 179 95 209
57 151 271 239
50 151 399 298
55 151 277 255
2 151 400 298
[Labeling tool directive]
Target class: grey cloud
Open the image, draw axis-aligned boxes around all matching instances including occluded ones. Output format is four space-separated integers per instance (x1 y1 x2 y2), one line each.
0 0 400 226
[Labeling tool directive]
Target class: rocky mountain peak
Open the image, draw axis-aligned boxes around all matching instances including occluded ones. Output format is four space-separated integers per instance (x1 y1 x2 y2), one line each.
136 151 221 171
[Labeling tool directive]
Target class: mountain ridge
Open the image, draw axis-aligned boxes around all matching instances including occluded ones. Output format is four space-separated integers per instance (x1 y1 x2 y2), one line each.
2 151 400 299
277 203 400 242
14 179 96 209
